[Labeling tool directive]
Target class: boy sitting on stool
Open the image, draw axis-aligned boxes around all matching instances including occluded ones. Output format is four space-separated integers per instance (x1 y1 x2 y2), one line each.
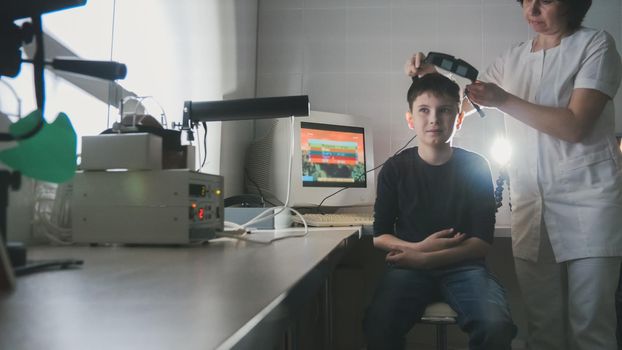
364 73 517 350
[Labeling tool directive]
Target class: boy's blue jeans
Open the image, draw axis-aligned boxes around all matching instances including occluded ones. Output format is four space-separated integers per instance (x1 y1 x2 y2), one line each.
364 264 517 350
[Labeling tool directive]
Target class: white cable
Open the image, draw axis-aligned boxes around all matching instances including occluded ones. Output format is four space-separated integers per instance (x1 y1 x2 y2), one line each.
215 231 272 245
231 117 295 229
217 207 308 244
36 215 73 245
223 220 247 232
223 116 309 241
240 117 301 226
32 182 74 245
195 123 203 172
283 115 295 206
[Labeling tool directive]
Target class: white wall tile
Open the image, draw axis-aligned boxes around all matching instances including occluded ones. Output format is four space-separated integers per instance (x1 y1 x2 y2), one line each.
256 73 304 97
585 2 622 42
484 0 519 4
389 72 414 148
390 5 438 73
303 72 348 113
347 0 390 8
302 9 347 73
436 0 481 5
390 0 435 6
482 4 529 70
436 3 483 74
345 73 392 161
303 0 347 9
260 0 303 10
345 73 391 119
346 8 392 73
257 9 304 74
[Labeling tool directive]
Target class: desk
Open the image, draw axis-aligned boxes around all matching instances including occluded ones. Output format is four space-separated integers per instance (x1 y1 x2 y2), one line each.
0 228 360 350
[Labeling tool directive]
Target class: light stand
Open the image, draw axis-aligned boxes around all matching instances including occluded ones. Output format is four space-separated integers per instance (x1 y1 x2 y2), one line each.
494 167 511 212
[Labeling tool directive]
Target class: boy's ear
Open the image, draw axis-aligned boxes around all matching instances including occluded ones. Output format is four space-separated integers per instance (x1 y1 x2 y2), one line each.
405 111 415 130
455 110 465 130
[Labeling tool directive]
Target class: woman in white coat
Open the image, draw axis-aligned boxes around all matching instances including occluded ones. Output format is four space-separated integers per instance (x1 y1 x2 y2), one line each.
407 0 622 349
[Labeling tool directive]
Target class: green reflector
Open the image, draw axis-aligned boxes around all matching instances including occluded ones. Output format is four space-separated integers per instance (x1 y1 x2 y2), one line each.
0 110 77 183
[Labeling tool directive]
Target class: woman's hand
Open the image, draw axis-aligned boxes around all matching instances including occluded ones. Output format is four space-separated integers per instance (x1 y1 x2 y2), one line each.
405 52 437 77
465 81 510 109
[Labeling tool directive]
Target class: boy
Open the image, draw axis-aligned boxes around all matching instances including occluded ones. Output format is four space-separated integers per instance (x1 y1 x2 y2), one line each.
363 73 516 350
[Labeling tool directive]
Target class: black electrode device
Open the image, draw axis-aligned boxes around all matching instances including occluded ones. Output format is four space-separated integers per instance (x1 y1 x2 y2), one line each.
424 52 485 118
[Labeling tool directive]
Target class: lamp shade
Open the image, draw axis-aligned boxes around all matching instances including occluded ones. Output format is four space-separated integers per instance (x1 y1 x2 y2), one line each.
183 95 309 126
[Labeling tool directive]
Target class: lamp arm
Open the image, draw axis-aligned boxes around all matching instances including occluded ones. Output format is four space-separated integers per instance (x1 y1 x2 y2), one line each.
32 15 45 113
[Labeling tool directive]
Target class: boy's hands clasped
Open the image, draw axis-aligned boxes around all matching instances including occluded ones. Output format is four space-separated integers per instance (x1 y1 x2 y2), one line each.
417 228 466 252
386 228 466 268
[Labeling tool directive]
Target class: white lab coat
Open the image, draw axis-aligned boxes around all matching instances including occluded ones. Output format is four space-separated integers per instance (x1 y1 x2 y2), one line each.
481 27 622 262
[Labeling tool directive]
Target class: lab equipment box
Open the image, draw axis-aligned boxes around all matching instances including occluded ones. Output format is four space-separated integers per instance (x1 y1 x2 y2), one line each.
72 169 223 244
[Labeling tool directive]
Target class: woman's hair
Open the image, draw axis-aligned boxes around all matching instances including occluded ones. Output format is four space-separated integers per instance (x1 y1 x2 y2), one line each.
516 0 592 30
407 73 461 111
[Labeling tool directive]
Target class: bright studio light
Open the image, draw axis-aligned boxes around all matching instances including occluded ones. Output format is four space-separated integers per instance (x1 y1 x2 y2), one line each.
491 137 511 166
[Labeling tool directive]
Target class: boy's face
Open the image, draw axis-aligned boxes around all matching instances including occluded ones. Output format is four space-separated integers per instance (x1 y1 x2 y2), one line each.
406 92 463 147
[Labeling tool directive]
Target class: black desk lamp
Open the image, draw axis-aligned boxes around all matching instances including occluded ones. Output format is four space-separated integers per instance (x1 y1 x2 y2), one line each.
181 95 310 141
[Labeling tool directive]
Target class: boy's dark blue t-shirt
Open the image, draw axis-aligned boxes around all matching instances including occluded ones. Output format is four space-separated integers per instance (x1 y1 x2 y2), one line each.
373 147 496 248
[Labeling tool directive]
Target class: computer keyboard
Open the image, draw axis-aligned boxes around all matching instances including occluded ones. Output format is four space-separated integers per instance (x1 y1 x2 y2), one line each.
292 213 374 227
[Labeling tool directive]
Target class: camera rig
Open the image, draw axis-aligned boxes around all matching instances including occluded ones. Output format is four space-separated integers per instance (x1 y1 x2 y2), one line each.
0 1 127 270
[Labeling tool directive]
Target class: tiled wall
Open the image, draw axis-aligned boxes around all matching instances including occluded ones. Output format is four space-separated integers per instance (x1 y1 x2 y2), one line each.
256 0 622 225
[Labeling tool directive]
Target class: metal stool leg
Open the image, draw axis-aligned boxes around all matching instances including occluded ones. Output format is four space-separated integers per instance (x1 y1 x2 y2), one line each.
436 324 448 350
421 302 456 350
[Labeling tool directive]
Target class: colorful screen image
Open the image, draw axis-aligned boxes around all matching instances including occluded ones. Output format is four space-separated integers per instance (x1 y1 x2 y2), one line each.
300 122 366 188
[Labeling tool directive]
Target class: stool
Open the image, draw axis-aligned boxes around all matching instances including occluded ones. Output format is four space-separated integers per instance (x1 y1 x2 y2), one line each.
420 302 458 350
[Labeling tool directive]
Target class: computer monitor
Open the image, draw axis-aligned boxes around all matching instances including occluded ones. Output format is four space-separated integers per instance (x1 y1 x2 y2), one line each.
246 111 375 208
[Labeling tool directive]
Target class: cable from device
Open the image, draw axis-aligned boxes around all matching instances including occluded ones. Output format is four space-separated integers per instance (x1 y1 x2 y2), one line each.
200 122 208 169
32 181 73 245
219 116 309 243
244 167 279 207
194 123 203 172
238 116 308 234
316 133 417 212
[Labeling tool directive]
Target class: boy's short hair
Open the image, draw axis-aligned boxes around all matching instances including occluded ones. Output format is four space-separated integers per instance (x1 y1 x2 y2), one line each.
515 0 591 30
407 73 461 111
